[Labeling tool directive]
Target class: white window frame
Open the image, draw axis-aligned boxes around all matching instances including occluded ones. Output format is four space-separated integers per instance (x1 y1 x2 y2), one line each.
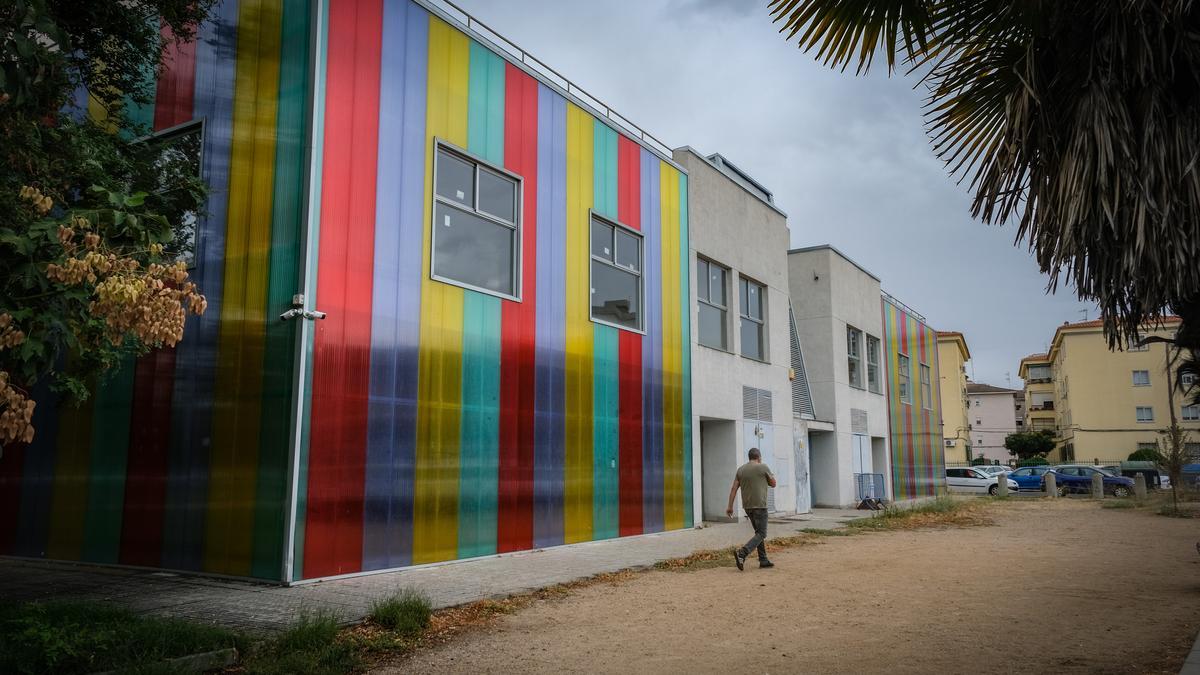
1132 370 1150 387
1135 406 1154 423
696 257 729 351
846 326 864 389
920 363 932 409
430 139 523 302
898 352 912 404
1182 373 1197 389
866 334 881 394
738 275 767 362
588 210 644 334
1182 405 1200 422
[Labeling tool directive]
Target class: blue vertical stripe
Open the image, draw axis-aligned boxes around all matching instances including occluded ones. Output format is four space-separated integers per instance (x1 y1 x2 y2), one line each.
641 149 663 533
161 0 238 571
363 0 427 571
533 84 567 548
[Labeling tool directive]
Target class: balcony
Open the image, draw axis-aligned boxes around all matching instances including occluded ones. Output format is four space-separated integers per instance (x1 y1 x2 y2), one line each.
1026 377 1052 385
1029 401 1055 411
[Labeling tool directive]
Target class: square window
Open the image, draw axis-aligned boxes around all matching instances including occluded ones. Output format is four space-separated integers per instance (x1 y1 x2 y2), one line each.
1182 405 1200 422
431 145 521 299
1135 406 1154 423
590 214 642 332
1132 370 1150 386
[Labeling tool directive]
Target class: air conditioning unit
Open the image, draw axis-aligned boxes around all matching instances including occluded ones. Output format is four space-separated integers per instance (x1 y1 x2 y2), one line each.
944 439 956 447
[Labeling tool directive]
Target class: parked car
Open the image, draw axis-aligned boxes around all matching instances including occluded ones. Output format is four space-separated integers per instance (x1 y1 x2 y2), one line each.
946 467 1020 496
1008 465 1053 491
1050 465 1135 497
974 465 1012 476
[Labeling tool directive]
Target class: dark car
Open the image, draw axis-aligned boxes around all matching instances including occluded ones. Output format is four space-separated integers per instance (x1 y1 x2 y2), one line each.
1008 465 1053 491
1050 465 1135 497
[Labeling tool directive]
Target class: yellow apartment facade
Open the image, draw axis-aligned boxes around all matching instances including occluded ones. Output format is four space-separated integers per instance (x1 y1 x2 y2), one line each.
1021 319 1200 463
937 331 972 464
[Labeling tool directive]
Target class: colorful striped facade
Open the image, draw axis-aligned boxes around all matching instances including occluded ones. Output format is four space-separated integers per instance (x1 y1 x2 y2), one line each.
0 0 692 583
881 298 946 500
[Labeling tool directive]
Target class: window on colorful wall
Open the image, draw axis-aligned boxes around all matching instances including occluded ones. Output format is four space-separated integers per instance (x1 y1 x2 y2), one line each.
739 277 766 361
866 334 881 393
920 363 932 409
590 214 643 331
696 257 728 349
432 143 521 299
846 326 863 388
147 121 203 268
898 353 911 404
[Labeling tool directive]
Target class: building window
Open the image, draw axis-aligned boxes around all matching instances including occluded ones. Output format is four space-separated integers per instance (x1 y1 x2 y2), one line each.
1132 370 1150 387
590 214 643 331
920 364 932 409
739 277 766 361
147 121 204 267
846 326 863 389
866 335 881 394
1015 420 1024 427
1126 336 1149 352
975 419 982 426
897 353 911 404
1186 443 1200 461
1182 373 1197 390
696 258 728 350
1135 406 1154 423
432 143 521 299
1027 364 1051 381
1183 405 1200 422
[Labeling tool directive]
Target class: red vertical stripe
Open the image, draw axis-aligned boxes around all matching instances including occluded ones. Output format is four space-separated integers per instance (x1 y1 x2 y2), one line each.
305 0 383 577
153 23 196 129
497 66 538 553
118 21 196 565
0 444 24 554
120 350 175 565
617 136 643 536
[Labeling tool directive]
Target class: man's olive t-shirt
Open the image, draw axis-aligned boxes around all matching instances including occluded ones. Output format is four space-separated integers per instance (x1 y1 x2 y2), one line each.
736 462 774 510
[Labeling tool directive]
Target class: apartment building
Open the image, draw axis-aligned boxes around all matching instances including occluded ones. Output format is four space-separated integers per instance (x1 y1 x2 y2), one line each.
1021 319 1200 463
966 383 1020 463
936 331 972 464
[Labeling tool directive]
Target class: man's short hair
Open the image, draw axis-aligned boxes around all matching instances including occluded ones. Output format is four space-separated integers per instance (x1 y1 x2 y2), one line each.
748 447 761 460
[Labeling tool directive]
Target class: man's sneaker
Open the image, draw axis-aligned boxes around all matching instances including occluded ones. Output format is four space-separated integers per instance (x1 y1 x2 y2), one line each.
759 560 775 569
734 549 746 571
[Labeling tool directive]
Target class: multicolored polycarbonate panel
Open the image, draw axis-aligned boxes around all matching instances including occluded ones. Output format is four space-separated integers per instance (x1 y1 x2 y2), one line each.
882 298 947 500
0 0 311 581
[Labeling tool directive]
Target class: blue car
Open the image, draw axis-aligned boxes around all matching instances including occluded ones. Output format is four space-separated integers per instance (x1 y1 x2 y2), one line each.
1007 466 1053 491
1050 465 1136 497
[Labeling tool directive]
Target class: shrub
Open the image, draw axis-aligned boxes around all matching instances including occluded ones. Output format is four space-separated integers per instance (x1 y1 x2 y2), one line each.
1016 456 1049 467
245 611 356 675
1128 448 1163 462
370 589 433 637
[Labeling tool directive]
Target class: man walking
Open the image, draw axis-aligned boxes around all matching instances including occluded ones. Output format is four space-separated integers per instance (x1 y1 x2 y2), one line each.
726 447 777 570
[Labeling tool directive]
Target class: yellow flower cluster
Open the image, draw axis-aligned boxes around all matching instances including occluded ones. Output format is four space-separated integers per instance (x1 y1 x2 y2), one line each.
19 185 53 215
0 314 33 446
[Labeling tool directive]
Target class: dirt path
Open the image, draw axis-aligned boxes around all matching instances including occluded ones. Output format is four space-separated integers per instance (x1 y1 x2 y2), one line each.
380 500 1200 674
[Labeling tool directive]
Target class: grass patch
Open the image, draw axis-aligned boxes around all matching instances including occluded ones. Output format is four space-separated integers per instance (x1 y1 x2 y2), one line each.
846 496 992 532
1157 504 1199 518
799 527 856 537
244 610 358 675
1101 499 1138 509
369 589 432 637
0 600 241 675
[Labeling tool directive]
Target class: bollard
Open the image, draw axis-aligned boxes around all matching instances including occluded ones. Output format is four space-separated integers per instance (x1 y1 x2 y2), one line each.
1091 472 1104 499
996 473 1008 497
1045 472 1057 498
1134 473 1147 500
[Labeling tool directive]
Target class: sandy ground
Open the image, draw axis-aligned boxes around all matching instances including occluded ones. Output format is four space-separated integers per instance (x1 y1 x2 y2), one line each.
380 499 1200 674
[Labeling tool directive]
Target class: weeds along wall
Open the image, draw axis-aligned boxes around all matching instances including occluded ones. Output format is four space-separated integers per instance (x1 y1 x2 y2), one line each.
0 0 693 583
296 1 692 580
882 298 946 500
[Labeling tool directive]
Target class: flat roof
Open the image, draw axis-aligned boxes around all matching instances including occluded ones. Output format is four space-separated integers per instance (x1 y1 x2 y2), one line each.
787 244 880 282
674 146 788 218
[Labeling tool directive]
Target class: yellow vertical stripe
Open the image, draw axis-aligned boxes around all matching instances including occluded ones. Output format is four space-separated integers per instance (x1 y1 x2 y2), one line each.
205 0 282 575
564 103 594 543
413 16 469 564
659 164 682 530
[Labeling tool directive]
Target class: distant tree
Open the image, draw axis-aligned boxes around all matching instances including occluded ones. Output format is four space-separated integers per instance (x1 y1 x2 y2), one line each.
1127 447 1163 463
1004 431 1055 460
1157 424 1194 514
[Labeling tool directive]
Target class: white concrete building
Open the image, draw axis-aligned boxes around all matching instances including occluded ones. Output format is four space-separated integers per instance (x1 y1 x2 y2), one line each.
675 147 814 522
788 246 891 507
966 382 1020 464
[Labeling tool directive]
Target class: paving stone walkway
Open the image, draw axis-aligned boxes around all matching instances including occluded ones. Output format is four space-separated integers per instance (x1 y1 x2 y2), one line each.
0 509 863 633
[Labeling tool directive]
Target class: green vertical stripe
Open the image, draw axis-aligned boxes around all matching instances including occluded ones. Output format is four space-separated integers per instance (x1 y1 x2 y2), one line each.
253 0 310 581
458 41 505 558
679 174 692 527
82 361 136 563
592 122 617 219
292 0 331 582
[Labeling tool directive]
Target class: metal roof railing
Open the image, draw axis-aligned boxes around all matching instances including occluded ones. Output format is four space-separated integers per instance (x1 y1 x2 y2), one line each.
420 0 679 164
881 290 927 323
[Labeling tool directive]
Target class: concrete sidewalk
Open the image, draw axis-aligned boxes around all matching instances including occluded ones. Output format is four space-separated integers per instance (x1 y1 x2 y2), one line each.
0 509 864 633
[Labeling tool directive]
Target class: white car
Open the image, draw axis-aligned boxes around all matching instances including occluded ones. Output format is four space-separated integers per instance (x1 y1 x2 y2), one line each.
946 467 1020 495
974 465 1013 476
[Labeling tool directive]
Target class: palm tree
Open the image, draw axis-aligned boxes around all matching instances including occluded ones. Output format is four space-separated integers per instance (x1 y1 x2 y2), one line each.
768 1 1200 387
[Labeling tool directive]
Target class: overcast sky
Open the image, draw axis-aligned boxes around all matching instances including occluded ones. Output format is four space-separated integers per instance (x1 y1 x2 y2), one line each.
456 0 1094 387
